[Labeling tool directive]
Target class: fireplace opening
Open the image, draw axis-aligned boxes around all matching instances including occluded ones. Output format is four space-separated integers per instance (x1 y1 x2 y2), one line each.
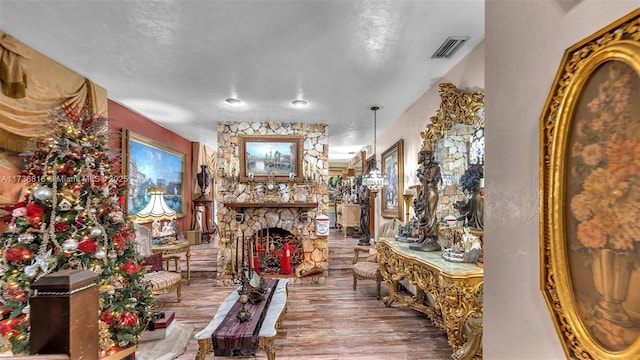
254 227 303 274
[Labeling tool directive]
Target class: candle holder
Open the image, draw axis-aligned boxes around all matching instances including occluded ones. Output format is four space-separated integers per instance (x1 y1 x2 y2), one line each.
248 174 255 202
236 265 252 322
402 191 414 223
288 180 295 203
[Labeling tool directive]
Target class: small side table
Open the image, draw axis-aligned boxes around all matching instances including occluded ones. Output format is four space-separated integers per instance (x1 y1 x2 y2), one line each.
152 240 191 284
192 198 216 243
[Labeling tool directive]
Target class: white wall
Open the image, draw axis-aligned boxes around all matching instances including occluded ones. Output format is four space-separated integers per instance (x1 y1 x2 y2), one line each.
485 1 639 359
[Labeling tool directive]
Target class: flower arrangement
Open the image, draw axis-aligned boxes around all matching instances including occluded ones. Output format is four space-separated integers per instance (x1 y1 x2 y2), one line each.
569 61 640 251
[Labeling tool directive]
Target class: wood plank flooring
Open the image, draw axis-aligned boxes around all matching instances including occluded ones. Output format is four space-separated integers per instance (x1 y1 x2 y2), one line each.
154 228 452 360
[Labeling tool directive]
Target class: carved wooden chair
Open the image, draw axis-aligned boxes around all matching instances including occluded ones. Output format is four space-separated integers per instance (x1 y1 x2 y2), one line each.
352 218 403 299
134 223 183 302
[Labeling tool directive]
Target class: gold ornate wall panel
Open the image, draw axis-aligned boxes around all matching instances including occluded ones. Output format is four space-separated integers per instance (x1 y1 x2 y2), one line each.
540 9 640 360
377 238 483 360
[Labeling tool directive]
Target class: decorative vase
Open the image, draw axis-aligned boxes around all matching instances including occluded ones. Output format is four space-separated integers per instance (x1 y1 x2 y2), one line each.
592 248 634 326
196 165 211 199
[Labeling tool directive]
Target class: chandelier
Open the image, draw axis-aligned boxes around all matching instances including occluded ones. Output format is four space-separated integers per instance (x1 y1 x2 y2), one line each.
362 105 386 194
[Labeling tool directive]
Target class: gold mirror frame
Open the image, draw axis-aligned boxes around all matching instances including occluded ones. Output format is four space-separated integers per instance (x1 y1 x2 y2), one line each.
420 83 484 154
420 83 484 221
540 9 640 359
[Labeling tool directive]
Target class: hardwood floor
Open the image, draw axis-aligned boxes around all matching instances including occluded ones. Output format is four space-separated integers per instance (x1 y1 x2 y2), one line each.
154 228 452 359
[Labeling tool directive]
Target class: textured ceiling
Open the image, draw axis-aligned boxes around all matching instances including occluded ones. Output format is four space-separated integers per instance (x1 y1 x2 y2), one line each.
0 0 484 161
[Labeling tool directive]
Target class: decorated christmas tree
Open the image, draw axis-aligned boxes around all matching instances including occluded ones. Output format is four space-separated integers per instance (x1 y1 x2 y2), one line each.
0 105 153 355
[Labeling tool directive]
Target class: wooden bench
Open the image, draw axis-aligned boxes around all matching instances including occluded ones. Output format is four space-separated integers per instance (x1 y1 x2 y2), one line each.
194 279 288 360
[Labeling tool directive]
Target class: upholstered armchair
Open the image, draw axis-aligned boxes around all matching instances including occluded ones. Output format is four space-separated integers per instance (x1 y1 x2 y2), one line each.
352 218 403 299
134 224 183 302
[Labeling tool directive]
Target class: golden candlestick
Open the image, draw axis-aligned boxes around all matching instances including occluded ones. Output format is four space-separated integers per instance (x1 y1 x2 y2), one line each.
289 181 295 203
402 190 414 223
248 172 255 202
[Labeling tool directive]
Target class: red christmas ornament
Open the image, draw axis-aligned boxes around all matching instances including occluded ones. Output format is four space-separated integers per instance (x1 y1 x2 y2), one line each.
26 203 44 224
118 311 139 327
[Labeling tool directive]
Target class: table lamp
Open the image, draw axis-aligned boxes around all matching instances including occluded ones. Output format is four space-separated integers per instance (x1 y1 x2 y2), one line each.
136 187 177 237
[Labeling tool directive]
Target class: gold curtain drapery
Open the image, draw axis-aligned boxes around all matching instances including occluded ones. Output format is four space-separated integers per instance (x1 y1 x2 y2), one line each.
0 32 28 98
0 31 107 152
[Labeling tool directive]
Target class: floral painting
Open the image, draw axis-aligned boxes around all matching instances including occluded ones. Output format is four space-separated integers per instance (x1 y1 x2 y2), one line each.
567 60 640 350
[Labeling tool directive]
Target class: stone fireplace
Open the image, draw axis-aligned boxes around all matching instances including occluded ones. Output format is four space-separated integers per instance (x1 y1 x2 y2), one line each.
213 121 331 286
215 202 329 286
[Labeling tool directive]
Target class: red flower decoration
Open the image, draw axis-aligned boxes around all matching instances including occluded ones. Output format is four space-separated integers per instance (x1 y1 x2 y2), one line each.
100 309 114 326
4 247 34 262
54 223 71 233
123 259 142 275
2 284 27 303
111 232 127 250
0 316 26 338
77 240 97 253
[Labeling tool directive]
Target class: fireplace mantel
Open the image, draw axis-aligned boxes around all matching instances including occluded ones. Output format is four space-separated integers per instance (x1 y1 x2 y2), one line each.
223 202 318 211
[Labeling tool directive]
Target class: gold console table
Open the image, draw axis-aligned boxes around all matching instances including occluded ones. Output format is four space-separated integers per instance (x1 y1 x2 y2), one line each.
377 237 483 360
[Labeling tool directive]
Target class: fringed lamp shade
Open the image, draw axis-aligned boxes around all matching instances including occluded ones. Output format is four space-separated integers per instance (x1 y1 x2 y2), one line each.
136 187 176 221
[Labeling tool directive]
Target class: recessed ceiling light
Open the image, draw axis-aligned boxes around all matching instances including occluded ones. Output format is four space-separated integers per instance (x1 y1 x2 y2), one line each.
292 99 308 108
225 98 242 106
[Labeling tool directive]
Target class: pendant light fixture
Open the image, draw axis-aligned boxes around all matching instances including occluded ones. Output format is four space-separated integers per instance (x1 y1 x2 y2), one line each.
362 105 386 194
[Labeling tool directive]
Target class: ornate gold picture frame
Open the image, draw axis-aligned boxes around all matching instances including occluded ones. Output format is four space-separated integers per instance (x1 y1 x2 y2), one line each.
238 135 303 183
123 130 187 220
381 139 404 220
540 9 640 359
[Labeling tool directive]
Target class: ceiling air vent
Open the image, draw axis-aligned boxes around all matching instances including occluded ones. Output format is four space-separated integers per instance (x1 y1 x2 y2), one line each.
431 36 470 59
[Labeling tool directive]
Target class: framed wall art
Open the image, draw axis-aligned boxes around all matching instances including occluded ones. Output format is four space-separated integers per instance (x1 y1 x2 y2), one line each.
381 139 404 220
123 130 187 219
540 9 640 359
238 135 303 182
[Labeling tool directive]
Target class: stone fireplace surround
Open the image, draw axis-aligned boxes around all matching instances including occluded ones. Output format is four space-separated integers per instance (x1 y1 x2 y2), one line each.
216 203 329 286
214 122 330 286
